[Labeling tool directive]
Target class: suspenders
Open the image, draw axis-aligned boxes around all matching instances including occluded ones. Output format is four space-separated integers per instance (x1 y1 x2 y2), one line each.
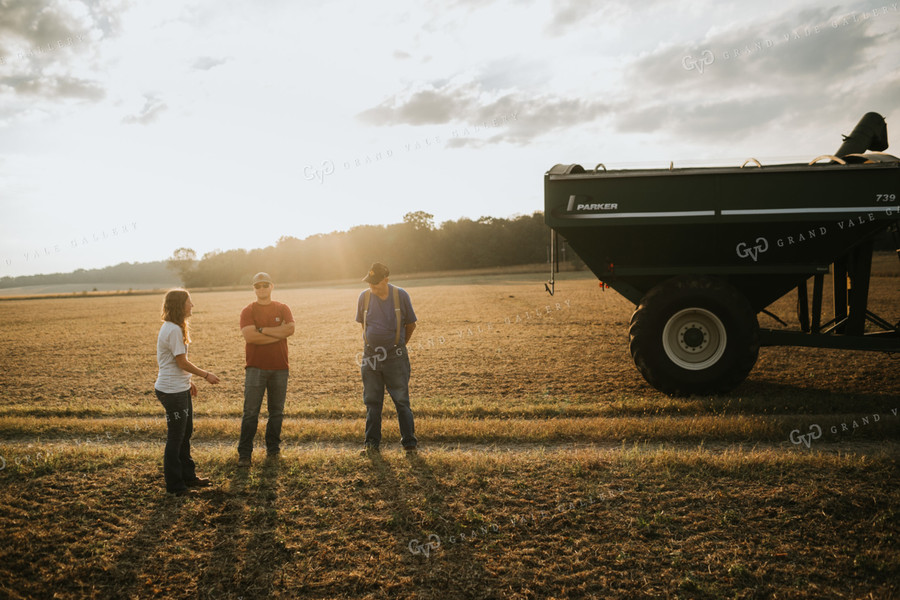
392 285 401 345
362 285 402 347
363 290 372 344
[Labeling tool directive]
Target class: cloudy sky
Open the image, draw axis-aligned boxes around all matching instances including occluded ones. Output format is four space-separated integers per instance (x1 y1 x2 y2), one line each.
1 0 898 277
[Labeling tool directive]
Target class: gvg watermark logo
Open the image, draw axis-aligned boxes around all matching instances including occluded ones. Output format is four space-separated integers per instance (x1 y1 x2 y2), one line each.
356 345 406 370
735 237 768 262
407 534 442 557
788 424 822 448
682 50 714 74
303 160 335 184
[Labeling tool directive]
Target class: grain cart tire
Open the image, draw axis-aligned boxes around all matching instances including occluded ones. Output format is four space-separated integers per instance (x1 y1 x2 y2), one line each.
629 276 759 396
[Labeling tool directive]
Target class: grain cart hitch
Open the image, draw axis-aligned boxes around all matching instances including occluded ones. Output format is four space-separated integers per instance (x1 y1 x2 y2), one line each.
544 112 899 396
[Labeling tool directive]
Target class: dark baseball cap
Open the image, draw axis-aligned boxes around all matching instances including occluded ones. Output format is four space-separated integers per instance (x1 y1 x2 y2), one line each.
363 262 389 284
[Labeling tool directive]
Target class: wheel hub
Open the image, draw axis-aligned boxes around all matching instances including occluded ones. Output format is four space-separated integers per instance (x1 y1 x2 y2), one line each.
681 325 707 350
662 308 727 370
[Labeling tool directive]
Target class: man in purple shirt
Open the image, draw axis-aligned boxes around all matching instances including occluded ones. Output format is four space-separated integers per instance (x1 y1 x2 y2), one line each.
355 262 418 453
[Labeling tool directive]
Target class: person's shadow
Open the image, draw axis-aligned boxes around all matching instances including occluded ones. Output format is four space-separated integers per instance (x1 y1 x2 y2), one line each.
102 487 188 597
366 451 426 550
371 449 495 561
193 457 293 598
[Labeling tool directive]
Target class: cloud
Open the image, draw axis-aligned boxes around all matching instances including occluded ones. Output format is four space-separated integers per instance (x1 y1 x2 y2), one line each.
545 0 669 36
614 2 900 142
0 0 123 58
122 94 167 125
192 56 229 71
615 96 789 138
0 0 87 49
82 0 127 38
445 137 487 149
477 56 551 91
358 85 468 126
0 0 124 113
0 74 104 101
357 80 610 145
632 5 886 88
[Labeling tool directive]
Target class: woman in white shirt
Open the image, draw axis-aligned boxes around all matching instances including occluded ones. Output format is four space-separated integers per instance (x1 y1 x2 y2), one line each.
155 289 220 496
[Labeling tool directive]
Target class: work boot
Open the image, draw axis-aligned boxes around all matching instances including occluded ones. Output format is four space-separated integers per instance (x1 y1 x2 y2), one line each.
361 444 380 457
186 477 212 488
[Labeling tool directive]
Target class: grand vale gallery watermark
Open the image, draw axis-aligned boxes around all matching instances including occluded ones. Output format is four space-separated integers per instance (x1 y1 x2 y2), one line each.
789 407 899 448
683 5 899 75
735 207 897 263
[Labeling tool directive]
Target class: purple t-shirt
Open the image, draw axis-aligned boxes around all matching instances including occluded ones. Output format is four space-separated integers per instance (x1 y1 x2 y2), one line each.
356 285 417 348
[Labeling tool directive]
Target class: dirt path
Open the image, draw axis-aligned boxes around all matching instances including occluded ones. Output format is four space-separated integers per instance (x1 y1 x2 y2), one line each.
2 437 897 455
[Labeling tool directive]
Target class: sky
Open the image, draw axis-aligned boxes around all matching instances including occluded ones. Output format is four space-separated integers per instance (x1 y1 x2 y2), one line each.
1 0 898 278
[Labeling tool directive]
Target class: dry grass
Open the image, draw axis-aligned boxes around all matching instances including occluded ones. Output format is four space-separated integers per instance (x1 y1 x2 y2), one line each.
0 269 898 598
1 445 897 599
2 413 898 447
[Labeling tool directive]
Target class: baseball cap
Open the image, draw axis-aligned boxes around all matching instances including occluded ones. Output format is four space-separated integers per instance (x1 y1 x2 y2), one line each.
363 262 389 284
252 272 273 285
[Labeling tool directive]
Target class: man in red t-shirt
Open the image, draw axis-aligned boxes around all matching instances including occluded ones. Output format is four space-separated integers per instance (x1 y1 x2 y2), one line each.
237 272 294 467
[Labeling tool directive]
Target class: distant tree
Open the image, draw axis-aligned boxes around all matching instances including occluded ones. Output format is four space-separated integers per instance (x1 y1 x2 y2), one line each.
195 248 249 286
403 211 435 231
166 248 197 286
398 211 435 271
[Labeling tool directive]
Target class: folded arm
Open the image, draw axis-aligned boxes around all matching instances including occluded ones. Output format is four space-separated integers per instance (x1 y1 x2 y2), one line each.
242 325 282 345
262 322 295 339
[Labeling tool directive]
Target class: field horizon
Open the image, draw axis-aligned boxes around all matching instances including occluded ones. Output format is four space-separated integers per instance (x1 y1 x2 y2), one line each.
3 252 897 300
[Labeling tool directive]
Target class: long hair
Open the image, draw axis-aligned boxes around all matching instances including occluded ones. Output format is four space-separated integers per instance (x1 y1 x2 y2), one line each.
161 289 191 345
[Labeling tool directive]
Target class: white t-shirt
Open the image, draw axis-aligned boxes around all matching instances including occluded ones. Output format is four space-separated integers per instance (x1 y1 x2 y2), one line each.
155 321 191 393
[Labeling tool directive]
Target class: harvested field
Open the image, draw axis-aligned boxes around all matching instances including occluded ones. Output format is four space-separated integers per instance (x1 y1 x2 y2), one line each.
0 265 898 599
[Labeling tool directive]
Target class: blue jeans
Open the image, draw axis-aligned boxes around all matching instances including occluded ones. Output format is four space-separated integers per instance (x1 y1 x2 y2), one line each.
155 388 197 493
238 368 288 458
361 345 416 449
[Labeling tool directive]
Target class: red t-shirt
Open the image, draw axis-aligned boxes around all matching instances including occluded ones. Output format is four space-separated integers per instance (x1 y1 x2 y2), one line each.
240 301 293 370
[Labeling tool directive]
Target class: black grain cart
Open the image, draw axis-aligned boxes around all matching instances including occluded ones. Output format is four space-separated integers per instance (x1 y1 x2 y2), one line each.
544 112 899 396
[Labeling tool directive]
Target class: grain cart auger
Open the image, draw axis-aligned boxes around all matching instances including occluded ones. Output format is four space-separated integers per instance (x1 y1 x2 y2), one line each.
544 112 900 396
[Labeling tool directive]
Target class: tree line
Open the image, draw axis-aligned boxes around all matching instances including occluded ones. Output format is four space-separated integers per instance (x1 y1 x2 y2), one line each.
0 260 176 289
168 211 555 287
